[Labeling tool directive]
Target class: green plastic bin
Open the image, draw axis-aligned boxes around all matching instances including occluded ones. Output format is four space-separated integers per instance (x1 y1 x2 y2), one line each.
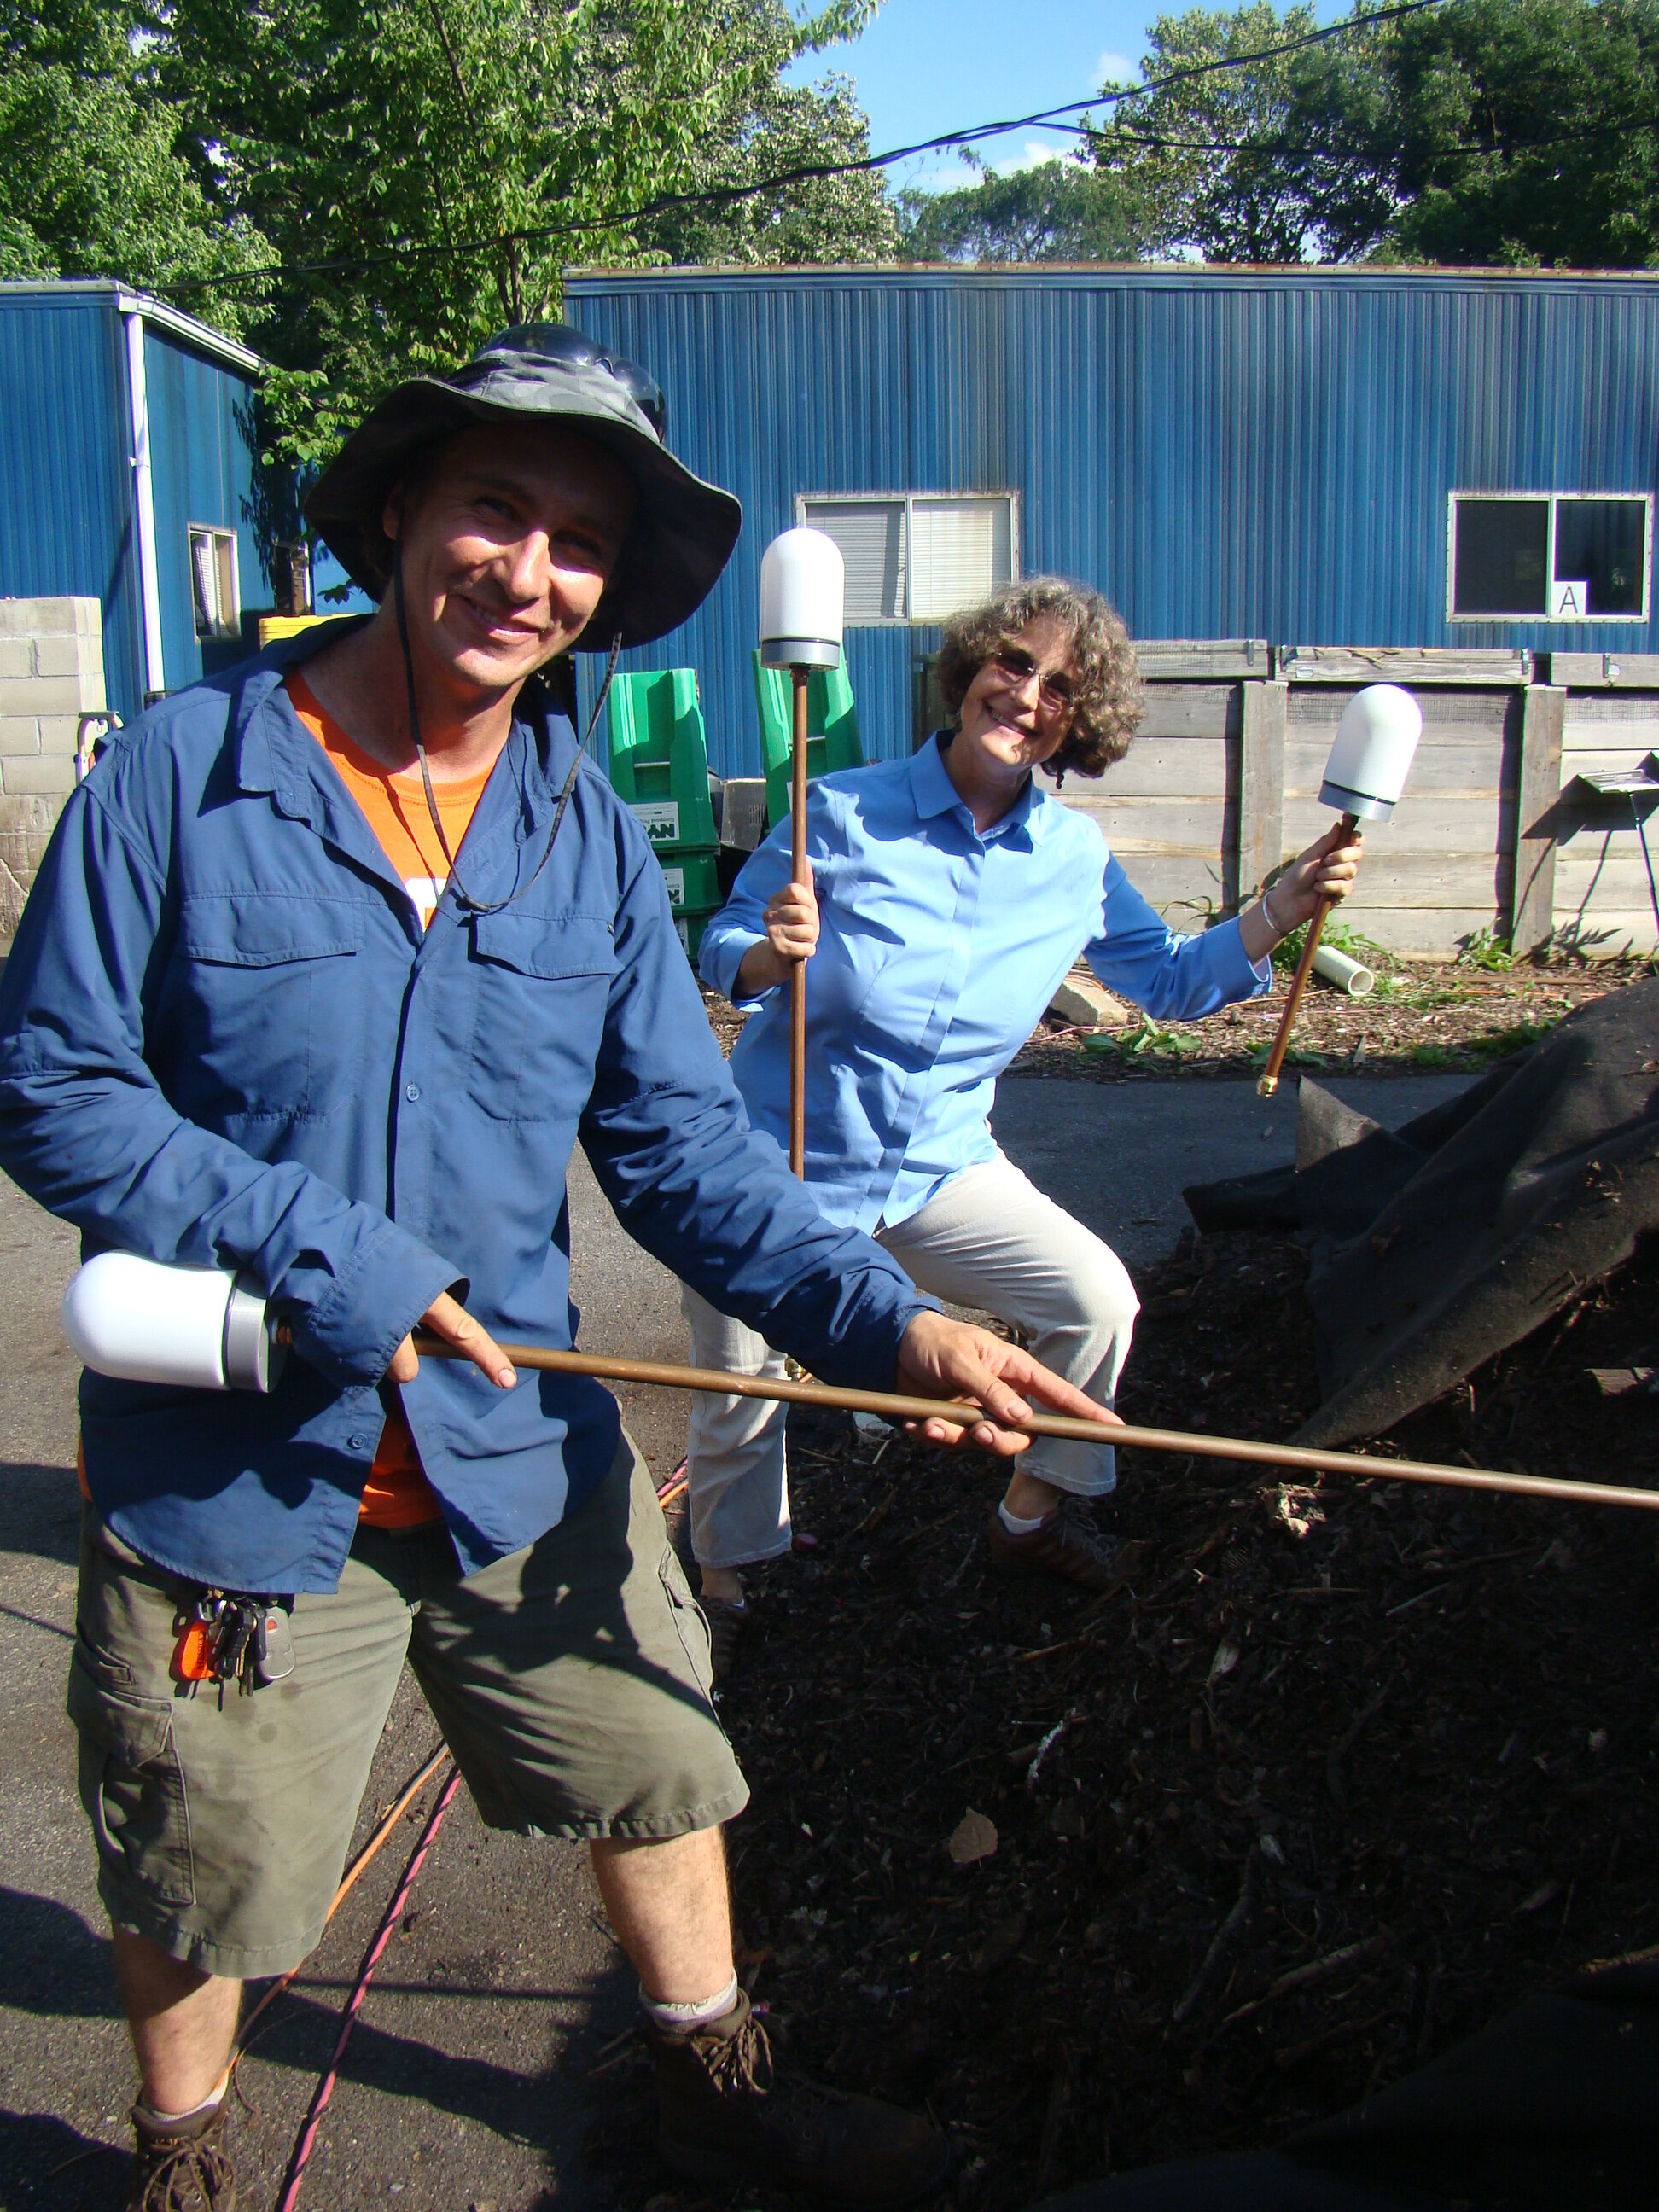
605 668 719 853
676 905 721 962
655 850 723 917
751 649 863 831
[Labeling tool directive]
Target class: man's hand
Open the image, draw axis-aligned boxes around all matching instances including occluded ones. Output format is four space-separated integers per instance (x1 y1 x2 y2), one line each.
387 1289 516 1389
894 1310 1119 1458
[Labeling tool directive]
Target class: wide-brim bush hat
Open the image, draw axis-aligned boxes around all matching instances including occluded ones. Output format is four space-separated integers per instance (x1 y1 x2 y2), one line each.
304 323 741 649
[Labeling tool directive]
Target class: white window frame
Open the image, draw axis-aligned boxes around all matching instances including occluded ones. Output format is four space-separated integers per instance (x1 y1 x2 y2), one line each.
188 522 242 641
1447 491 1652 624
794 491 1021 625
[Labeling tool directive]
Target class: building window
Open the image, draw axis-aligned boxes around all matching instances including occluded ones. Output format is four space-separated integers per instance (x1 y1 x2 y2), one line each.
189 526 241 640
1448 493 1650 621
796 493 1017 623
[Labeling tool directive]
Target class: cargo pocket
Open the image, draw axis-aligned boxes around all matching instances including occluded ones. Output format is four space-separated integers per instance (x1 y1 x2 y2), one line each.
469 911 614 1121
657 1547 716 1703
67 1641 195 1907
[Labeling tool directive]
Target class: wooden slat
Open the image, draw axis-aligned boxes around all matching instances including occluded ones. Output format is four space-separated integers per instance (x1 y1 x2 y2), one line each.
1329 906 1504 957
1282 646 1530 685
1132 684 1242 741
1078 795 1231 835
1239 678 1285 903
1135 641 1268 679
1512 686 1564 957
1563 693 1659 747
1550 653 1659 689
1272 848 1514 905
1094 736 1231 798
1288 687 1514 734
1284 742 1511 799
1283 795 1510 855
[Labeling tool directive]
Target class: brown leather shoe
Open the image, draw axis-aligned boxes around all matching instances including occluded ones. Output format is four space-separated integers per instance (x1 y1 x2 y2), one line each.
985 1499 1120 1591
699 1595 749 1685
645 1988 950 2205
127 2098 236 2212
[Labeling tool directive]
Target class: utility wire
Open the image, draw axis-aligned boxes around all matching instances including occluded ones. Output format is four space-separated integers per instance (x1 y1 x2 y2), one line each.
148 0 1449 300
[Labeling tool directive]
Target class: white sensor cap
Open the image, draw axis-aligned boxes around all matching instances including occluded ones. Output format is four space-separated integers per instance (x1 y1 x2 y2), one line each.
1319 684 1423 823
759 527 844 669
61 1253 284 1393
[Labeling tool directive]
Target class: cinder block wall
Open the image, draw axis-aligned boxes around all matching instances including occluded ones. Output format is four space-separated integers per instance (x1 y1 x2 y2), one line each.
0 598 105 942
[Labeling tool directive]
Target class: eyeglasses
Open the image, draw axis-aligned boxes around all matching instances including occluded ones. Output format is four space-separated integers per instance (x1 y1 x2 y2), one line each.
987 644 1076 717
476 323 667 442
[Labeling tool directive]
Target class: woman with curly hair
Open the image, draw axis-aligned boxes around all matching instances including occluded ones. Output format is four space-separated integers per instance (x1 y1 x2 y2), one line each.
686 577 1360 1667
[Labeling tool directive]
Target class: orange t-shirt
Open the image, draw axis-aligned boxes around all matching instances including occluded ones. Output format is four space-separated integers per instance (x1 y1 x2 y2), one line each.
285 670 492 1528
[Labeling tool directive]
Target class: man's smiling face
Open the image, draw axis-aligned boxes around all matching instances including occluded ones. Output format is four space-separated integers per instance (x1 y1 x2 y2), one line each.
384 422 636 704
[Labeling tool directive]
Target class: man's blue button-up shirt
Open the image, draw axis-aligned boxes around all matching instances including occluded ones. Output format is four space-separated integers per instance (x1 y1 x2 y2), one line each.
0 629 930 1593
701 735 1272 1234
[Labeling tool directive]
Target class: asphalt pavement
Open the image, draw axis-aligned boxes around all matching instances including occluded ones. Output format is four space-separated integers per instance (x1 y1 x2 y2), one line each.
0 1069 1470 2208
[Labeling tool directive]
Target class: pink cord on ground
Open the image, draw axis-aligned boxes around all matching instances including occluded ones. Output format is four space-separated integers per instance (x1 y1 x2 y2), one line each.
274 1765 465 2212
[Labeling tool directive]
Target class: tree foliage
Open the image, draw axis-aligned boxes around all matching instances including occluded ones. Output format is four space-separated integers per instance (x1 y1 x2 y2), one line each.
1088 0 1659 267
0 1 266 329
894 156 1149 262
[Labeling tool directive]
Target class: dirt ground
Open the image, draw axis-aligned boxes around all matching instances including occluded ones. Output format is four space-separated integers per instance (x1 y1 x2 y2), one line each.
589 1231 1659 2209
706 950 1646 1088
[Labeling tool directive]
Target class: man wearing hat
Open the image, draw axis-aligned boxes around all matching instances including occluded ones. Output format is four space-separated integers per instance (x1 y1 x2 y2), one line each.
0 328 1109 2210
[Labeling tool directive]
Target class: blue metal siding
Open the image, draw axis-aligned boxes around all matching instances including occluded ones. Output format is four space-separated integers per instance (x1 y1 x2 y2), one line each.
0 290 143 719
566 267 1659 781
143 326 261 694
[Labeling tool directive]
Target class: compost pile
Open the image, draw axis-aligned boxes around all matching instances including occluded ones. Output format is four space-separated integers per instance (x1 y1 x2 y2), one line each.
593 1231 1659 2210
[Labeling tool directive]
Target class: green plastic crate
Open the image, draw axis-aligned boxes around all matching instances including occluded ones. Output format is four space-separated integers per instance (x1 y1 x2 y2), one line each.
656 851 722 917
751 649 863 832
675 905 721 962
606 668 719 854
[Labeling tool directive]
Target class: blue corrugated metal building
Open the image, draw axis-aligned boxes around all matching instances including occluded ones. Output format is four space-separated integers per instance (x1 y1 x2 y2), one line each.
0 281 265 724
564 265 1659 780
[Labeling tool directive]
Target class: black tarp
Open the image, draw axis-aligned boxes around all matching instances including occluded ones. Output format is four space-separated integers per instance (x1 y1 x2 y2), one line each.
1033 1951 1659 2212
1183 981 1659 1447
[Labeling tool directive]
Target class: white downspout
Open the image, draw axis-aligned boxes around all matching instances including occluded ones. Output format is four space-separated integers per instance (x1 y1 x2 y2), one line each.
122 303 166 698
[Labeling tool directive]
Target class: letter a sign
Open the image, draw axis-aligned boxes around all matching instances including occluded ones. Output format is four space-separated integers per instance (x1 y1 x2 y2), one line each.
1549 579 1590 619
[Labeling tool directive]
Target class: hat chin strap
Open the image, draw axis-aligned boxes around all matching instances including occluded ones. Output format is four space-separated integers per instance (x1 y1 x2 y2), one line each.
392 542 621 917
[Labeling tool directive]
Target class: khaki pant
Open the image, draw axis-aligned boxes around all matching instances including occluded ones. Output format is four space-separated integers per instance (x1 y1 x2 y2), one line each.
69 1433 747 1982
683 1150 1139 1570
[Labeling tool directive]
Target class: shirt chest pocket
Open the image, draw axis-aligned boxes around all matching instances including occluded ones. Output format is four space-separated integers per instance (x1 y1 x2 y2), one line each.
169 894 364 1124
468 910 614 1122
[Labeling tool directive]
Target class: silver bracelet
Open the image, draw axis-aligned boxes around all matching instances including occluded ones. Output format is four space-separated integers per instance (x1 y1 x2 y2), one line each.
1261 882 1293 938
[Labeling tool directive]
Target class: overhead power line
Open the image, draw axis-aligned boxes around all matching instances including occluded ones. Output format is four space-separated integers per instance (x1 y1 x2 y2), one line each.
149 0 1449 301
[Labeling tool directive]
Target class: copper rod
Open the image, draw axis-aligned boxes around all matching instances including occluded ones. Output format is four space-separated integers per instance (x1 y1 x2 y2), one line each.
410 1335 1659 1514
789 667 810 1177
1258 812 1358 1099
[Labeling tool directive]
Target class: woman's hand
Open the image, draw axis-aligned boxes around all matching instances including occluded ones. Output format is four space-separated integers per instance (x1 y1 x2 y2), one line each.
734 865 820 997
1241 823 1365 960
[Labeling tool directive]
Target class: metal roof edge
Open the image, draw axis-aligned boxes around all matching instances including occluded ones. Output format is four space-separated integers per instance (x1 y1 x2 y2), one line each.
563 260 1659 288
0 279 263 375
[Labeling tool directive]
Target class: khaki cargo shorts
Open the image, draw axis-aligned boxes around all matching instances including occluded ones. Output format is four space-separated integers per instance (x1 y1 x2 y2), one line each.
68 1432 748 1981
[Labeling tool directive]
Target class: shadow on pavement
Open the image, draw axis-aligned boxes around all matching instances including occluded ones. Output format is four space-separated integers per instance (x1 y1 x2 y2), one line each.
0 1461 83 1568
0 1890 120 2020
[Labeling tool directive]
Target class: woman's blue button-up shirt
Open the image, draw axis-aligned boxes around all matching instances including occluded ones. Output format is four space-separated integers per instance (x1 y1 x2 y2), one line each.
0 632 928 1593
701 735 1272 1234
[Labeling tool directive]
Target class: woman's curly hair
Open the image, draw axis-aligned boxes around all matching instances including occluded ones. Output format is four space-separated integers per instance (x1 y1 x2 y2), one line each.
934 577 1143 780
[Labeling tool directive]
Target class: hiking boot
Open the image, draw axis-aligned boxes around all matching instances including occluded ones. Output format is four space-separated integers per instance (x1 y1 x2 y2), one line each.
985 1499 1119 1591
699 1595 750 1685
127 2098 236 2212
645 1988 950 2206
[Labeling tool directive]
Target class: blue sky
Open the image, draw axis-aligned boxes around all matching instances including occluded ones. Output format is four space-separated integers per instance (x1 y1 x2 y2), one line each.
789 0 1344 192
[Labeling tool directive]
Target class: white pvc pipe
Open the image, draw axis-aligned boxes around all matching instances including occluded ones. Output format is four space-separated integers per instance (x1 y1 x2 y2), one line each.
1312 944 1375 997
122 305 166 699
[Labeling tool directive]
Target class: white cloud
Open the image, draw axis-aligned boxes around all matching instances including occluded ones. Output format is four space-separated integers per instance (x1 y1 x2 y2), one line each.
1096 49 1139 86
987 137 1075 177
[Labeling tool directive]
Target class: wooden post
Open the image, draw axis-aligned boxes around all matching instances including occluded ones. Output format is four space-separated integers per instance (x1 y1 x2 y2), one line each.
1238 678 1287 905
1511 684 1564 958
1257 812 1359 1099
789 667 809 1177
